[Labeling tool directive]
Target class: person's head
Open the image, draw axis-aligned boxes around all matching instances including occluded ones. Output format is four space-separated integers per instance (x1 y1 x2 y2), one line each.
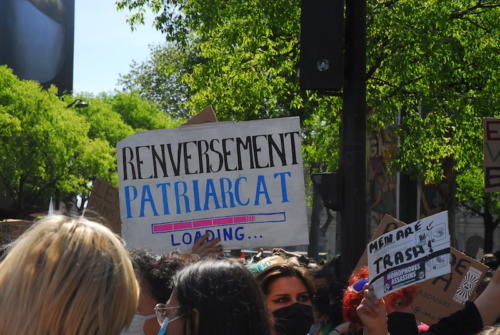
129 250 187 309
482 253 499 270
0 215 139 335
256 262 315 335
342 266 416 329
312 279 345 329
161 258 272 335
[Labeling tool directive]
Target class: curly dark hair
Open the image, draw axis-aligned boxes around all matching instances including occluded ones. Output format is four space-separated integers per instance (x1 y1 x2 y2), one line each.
129 249 187 303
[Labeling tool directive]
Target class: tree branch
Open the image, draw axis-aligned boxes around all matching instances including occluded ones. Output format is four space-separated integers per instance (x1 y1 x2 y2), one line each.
450 1 500 18
462 202 484 217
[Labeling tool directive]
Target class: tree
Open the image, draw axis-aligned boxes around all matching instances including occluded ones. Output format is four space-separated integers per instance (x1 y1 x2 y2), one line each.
0 66 184 218
118 44 193 118
116 0 499 250
457 155 500 253
365 0 499 248
0 66 115 218
64 91 184 210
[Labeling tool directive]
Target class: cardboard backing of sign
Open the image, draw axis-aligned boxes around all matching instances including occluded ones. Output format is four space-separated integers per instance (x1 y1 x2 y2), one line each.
411 247 489 325
356 214 489 325
85 178 121 235
181 106 218 126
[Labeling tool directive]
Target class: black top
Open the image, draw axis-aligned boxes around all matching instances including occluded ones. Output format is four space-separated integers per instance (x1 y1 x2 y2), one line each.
423 301 484 335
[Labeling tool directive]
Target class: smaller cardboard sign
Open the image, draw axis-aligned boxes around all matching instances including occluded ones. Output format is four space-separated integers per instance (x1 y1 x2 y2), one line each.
85 178 121 235
367 212 451 298
411 248 489 325
484 118 500 192
182 106 218 126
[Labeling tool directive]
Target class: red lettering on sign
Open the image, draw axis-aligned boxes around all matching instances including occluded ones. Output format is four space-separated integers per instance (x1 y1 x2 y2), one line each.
486 120 500 140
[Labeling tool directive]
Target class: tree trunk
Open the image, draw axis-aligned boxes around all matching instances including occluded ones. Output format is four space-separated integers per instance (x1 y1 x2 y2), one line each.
308 182 322 260
483 194 497 253
443 157 457 246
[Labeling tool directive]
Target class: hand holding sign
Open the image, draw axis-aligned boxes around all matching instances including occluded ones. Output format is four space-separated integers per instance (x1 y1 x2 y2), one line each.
474 267 500 326
191 233 223 258
356 284 388 335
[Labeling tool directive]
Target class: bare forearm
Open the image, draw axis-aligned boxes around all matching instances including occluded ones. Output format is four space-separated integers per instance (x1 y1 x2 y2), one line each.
473 269 500 326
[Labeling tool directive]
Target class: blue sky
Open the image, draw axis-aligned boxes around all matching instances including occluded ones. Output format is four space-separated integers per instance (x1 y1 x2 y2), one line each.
74 0 165 94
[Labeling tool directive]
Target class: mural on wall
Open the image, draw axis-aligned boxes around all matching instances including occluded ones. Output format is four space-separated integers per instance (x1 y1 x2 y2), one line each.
367 130 397 233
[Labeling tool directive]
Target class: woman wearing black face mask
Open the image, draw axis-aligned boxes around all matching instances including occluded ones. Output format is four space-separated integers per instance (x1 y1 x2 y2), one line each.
256 262 315 335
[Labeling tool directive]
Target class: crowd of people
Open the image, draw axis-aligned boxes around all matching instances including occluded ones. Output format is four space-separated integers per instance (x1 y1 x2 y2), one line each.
0 215 499 335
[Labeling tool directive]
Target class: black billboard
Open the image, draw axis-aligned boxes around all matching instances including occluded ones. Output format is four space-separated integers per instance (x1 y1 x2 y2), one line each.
0 0 75 93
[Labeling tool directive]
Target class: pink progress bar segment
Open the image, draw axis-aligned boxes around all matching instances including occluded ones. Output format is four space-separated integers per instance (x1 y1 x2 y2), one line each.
152 212 285 233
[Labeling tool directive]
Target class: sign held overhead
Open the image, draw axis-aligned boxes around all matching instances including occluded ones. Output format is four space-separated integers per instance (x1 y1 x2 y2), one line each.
116 117 309 253
367 211 451 298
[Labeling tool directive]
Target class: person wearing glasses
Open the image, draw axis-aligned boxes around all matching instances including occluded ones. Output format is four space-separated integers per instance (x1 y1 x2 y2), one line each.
122 250 188 335
0 215 139 335
155 258 273 335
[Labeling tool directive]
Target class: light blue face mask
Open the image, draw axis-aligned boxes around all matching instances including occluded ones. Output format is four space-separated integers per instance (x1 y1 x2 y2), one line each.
157 315 184 335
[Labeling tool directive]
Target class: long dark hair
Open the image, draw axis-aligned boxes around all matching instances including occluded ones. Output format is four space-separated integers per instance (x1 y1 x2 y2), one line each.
173 259 273 335
256 262 315 299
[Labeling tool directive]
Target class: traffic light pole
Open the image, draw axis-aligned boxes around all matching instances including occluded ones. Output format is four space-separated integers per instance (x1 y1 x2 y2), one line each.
340 0 367 278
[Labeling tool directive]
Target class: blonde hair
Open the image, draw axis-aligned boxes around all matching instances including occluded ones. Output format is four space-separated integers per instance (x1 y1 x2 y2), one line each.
479 327 500 335
0 215 139 335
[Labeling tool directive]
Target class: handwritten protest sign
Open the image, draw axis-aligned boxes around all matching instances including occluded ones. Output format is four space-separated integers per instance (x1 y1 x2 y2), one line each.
84 178 121 235
358 213 489 324
116 117 308 253
484 118 500 191
367 211 451 298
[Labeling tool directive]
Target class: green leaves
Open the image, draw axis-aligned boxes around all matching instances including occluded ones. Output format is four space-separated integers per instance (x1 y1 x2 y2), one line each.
116 0 499 215
0 66 183 216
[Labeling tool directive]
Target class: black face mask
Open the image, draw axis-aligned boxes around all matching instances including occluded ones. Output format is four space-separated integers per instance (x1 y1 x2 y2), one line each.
272 303 313 335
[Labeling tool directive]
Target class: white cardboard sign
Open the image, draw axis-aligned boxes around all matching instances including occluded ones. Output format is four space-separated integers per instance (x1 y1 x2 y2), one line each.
367 211 451 298
116 117 308 253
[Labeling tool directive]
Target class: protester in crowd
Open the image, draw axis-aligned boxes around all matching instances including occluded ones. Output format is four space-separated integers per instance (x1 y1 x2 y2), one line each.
256 262 315 335
122 250 187 335
309 280 347 335
311 260 337 289
122 233 222 335
155 258 273 335
0 215 139 335
356 266 500 335
342 266 417 335
482 253 499 270
308 255 347 335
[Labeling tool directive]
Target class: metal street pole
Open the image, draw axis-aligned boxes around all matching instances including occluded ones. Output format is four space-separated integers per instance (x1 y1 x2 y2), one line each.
340 0 367 278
